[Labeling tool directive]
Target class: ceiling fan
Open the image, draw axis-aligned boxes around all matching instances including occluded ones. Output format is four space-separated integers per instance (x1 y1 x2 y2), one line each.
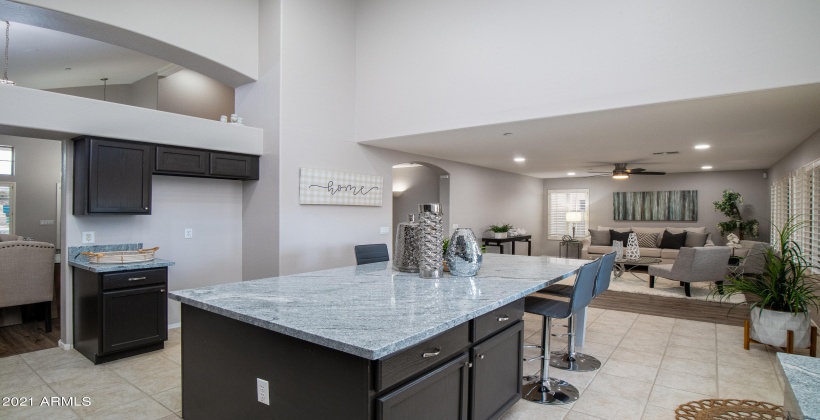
588 163 666 180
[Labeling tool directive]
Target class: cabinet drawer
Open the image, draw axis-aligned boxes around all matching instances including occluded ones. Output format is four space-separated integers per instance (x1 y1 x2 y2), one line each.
377 322 470 392
210 153 258 179
103 268 167 291
155 146 209 175
472 299 524 343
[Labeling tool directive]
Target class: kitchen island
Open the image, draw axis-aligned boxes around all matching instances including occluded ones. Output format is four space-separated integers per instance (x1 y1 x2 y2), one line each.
170 254 585 419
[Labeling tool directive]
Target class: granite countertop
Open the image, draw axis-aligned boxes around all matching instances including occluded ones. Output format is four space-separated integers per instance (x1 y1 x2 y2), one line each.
777 353 820 420
169 253 584 360
67 243 175 273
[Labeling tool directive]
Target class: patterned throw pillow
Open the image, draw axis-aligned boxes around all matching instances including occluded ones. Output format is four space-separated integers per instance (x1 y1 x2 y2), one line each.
637 233 659 248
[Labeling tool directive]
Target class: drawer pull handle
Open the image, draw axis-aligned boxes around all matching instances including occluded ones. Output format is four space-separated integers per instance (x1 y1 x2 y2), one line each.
160 289 165 292
422 348 441 358
497 316 510 322
479 354 485 359
128 277 147 281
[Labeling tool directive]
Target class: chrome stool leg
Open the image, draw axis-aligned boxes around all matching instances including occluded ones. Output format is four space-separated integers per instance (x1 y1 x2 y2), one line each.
522 315 579 405
549 313 601 372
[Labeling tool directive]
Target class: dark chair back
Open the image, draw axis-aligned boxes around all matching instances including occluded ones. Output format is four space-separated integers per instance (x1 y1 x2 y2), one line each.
354 244 389 265
593 252 617 297
569 258 602 316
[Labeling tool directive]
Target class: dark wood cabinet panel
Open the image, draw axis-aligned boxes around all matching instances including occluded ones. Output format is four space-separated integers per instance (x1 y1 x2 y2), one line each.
155 146 209 175
73 267 168 364
210 152 259 180
377 353 469 420
74 137 152 215
472 300 524 343
470 321 523 420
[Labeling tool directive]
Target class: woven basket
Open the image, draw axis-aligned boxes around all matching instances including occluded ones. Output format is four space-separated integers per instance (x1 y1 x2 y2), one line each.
82 247 158 264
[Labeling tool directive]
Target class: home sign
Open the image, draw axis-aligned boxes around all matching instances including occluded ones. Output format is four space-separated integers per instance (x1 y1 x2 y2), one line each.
299 168 384 206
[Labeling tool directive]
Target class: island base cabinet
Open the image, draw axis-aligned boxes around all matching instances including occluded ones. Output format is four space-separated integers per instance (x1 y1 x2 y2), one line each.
377 353 469 420
471 321 524 420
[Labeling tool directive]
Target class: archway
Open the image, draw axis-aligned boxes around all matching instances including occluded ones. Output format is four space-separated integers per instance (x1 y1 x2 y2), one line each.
391 162 450 247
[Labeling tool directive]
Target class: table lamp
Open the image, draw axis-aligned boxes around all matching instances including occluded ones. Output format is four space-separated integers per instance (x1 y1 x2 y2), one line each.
565 212 585 239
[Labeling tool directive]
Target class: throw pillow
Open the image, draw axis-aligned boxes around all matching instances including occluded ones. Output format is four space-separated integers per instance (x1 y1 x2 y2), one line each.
588 229 610 246
660 231 687 249
610 230 632 247
637 232 659 248
684 232 709 248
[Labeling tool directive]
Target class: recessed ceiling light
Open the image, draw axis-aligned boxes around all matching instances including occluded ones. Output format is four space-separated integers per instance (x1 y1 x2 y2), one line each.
567 172 576 176
701 165 713 170
695 144 711 150
513 157 525 162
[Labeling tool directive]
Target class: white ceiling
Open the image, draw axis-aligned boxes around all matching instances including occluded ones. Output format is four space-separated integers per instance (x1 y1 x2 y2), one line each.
362 83 820 178
2 21 171 90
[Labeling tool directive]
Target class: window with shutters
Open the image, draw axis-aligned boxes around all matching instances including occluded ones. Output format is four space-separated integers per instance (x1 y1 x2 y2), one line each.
0 146 12 175
547 189 589 239
0 182 14 235
770 158 820 272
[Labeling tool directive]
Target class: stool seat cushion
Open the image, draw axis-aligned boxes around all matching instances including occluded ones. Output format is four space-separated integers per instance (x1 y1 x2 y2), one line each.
525 295 572 319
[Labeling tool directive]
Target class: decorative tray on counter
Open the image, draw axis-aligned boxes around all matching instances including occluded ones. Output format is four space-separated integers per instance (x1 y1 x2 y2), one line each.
82 247 159 264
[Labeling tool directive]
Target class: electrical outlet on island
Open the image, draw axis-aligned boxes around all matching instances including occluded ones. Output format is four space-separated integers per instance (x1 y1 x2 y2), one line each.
82 231 95 244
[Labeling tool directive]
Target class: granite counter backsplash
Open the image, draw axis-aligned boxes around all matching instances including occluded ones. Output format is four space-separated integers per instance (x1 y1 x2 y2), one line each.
68 243 175 273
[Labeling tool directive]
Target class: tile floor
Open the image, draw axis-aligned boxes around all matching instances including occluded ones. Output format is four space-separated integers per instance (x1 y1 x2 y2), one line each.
0 308 803 420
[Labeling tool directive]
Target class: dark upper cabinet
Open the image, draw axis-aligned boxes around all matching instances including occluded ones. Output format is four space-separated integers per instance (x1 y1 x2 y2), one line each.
154 146 259 180
74 137 152 215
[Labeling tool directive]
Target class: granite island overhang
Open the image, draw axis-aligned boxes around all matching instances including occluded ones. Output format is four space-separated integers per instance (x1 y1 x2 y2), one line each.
169 253 585 419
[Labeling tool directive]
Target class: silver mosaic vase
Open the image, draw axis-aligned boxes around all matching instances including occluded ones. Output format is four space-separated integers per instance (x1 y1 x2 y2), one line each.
393 214 419 273
445 228 482 277
418 203 444 279
612 240 624 259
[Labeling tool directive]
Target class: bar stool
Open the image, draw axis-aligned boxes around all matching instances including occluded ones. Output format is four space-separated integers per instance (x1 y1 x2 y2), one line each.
522 258 601 405
548 252 616 372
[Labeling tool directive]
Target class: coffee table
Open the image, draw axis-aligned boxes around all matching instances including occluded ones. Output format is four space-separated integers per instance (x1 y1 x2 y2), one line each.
613 256 662 278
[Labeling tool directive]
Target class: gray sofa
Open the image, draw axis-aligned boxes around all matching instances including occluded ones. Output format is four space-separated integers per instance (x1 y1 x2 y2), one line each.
582 226 715 264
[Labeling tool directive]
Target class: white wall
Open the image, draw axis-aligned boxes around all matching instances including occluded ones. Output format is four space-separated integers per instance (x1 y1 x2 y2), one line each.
158 69 235 121
0 136 61 245
541 170 770 255
392 165 441 246
769 128 820 182
354 0 820 142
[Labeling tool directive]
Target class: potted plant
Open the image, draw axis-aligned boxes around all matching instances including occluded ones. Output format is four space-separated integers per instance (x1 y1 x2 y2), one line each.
716 216 820 351
713 189 759 240
487 223 512 239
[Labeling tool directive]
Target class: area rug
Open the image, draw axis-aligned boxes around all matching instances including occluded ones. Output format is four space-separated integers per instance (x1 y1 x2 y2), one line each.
675 399 784 419
607 272 746 303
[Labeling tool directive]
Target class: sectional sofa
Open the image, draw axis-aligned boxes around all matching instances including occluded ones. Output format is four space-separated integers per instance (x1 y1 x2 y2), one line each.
581 226 715 264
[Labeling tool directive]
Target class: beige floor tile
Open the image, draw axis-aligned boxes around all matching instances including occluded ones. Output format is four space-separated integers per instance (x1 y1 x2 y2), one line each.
718 363 780 389
715 324 745 342
609 347 664 368
655 368 717 396
583 331 624 347
570 389 645 420
660 356 716 379
629 322 675 335
674 319 716 332
0 356 27 375
19 348 88 372
0 387 79 420
718 380 785 406
564 410 606 420
664 345 716 363
159 347 181 365
623 329 671 344
550 368 599 390
0 364 46 395
500 398 570 420
647 384 710 410
587 322 631 335
82 396 172 420
617 336 668 355
598 310 640 321
573 341 616 360
151 387 181 413
671 324 717 339
668 335 716 350
599 359 659 384
64 381 147 417
641 404 676 420
35 360 97 384
158 414 181 420
49 368 130 397
586 372 653 402
635 314 676 325
120 365 181 395
717 351 775 371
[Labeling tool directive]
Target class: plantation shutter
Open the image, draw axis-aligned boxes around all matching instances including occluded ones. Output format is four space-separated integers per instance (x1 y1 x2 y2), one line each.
548 189 589 238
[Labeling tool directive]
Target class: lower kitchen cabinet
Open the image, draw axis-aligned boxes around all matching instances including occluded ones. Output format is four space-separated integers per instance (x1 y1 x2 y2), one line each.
471 321 524 420
73 267 168 364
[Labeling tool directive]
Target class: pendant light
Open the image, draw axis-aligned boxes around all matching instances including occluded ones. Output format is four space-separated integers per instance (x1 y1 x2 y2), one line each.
1 21 14 85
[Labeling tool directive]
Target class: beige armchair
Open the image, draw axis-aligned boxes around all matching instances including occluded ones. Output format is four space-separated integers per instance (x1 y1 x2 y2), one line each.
0 241 56 332
647 246 732 297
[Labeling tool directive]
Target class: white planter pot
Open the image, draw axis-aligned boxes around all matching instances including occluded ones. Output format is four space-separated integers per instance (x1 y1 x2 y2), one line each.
750 307 811 348
493 232 508 239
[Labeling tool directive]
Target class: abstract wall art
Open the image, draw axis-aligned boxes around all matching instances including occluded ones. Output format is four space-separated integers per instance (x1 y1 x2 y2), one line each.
613 190 697 221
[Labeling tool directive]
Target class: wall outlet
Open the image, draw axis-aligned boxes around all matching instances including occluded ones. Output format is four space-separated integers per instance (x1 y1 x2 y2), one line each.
39 220 55 226
184 228 193 239
257 378 270 405
380 226 389 235
82 231 95 244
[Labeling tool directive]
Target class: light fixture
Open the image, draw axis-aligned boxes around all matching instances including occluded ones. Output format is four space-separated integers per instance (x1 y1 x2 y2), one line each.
513 157 525 163
612 170 629 180
701 165 713 170
694 144 710 150
567 172 576 176
565 212 585 239
1 21 15 86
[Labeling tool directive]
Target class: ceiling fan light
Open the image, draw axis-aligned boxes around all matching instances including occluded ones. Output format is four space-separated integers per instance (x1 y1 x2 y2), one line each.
612 171 629 180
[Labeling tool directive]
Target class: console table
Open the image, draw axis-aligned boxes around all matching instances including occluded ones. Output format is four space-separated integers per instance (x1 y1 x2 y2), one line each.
482 234 532 255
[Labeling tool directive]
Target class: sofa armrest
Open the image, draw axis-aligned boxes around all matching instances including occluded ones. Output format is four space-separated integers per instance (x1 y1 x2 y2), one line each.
580 237 592 259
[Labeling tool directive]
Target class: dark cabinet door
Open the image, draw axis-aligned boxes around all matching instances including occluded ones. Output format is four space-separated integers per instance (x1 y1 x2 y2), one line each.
470 321 523 420
101 284 167 354
210 152 259 180
378 353 469 420
86 138 152 214
155 146 209 176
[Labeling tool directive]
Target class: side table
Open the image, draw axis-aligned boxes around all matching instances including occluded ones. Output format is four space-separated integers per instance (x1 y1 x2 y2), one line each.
559 240 582 259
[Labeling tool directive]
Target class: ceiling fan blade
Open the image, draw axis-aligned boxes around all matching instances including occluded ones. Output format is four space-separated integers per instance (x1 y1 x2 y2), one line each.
586 170 612 174
631 171 666 175
626 168 646 173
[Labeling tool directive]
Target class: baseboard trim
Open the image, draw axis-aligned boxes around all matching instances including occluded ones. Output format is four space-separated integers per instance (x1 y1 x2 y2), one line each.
168 322 181 330
58 339 73 351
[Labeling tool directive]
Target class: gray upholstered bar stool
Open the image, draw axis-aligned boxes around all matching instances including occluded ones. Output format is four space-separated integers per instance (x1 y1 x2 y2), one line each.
522 258 602 405
545 251 616 372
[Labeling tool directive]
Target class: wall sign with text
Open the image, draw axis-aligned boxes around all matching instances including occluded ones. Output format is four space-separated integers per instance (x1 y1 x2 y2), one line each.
299 168 383 206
